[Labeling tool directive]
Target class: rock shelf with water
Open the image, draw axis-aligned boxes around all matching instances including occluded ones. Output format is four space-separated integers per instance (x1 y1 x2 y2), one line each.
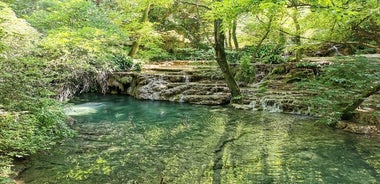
107 61 320 114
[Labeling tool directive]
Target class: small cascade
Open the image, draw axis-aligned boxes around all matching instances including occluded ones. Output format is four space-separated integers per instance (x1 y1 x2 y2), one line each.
178 94 185 103
136 75 168 100
249 101 257 111
108 61 233 105
260 98 283 113
184 75 190 84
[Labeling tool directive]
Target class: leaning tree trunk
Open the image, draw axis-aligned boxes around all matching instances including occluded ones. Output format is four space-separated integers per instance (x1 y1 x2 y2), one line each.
341 83 380 120
253 16 273 59
214 16 241 102
128 4 151 58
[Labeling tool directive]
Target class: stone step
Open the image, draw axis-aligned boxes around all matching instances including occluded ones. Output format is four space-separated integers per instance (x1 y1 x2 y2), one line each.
136 73 223 83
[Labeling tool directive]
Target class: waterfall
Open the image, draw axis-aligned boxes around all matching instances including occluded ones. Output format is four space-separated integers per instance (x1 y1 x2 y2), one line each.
184 75 190 84
260 98 282 113
179 94 185 103
249 101 258 111
137 75 168 100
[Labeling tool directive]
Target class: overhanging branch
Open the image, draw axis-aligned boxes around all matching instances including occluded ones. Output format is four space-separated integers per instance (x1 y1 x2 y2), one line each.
277 29 378 49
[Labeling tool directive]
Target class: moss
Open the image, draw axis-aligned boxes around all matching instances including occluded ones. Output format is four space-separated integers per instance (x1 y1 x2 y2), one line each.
119 76 132 84
285 69 315 83
258 86 267 93
296 62 318 68
270 65 287 75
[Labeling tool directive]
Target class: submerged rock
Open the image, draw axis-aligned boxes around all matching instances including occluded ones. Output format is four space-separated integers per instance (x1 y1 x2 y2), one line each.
339 90 380 134
352 91 380 125
336 121 380 135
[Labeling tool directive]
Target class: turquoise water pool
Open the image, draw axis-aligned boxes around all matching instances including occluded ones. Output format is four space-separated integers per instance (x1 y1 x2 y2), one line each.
18 94 380 183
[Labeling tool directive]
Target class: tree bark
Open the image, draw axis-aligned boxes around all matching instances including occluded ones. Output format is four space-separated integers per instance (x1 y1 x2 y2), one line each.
253 16 273 58
214 16 241 102
341 84 380 120
232 19 239 50
227 29 232 49
128 4 152 58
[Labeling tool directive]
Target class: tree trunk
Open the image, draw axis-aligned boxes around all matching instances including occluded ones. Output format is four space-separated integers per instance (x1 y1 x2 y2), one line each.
232 19 239 50
128 4 152 58
253 16 273 59
291 7 302 62
228 29 232 49
341 84 380 120
214 17 241 102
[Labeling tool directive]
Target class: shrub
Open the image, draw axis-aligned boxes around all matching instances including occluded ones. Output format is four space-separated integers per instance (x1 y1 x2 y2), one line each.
296 56 380 125
236 55 255 84
109 53 133 71
248 44 286 64
225 50 240 63
262 54 285 64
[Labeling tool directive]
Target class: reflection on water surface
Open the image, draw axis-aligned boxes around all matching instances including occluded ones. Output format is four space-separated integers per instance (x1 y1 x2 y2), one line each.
19 94 380 183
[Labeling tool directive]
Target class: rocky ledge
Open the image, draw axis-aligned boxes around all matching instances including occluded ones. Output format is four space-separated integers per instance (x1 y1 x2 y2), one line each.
108 61 230 105
107 60 321 114
337 91 380 135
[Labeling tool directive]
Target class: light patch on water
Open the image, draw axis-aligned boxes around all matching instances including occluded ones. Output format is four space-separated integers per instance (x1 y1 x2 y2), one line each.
65 102 105 116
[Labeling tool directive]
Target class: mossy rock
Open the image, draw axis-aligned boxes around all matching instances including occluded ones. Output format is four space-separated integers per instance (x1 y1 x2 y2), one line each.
113 75 133 84
120 76 132 84
336 121 380 134
285 68 315 83
270 65 287 75
352 111 380 126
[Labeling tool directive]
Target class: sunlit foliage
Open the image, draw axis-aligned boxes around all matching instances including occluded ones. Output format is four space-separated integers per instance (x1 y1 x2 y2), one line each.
0 2 73 178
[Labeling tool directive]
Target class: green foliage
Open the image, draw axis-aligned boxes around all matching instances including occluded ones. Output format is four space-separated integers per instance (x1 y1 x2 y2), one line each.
297 57 380 125
0 56 74 173
0 176 14 184
229 44 285 64
304 0 380 53
296 62 318 68
109 53 133 71
262 54 285 64
28 0 110 32
0 8 4 52
152 48 215 61
138 37 169 60
253 44 285 64
107 53 142 72
22 0 130 99
225 50 240 63
236 55 255 84
0 2 74 177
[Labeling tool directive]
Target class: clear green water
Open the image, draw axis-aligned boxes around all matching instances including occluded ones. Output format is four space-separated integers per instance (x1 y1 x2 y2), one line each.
19 95 380 183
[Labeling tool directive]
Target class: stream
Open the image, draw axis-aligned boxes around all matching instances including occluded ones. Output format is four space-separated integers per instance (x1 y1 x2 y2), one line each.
18 94 380 183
